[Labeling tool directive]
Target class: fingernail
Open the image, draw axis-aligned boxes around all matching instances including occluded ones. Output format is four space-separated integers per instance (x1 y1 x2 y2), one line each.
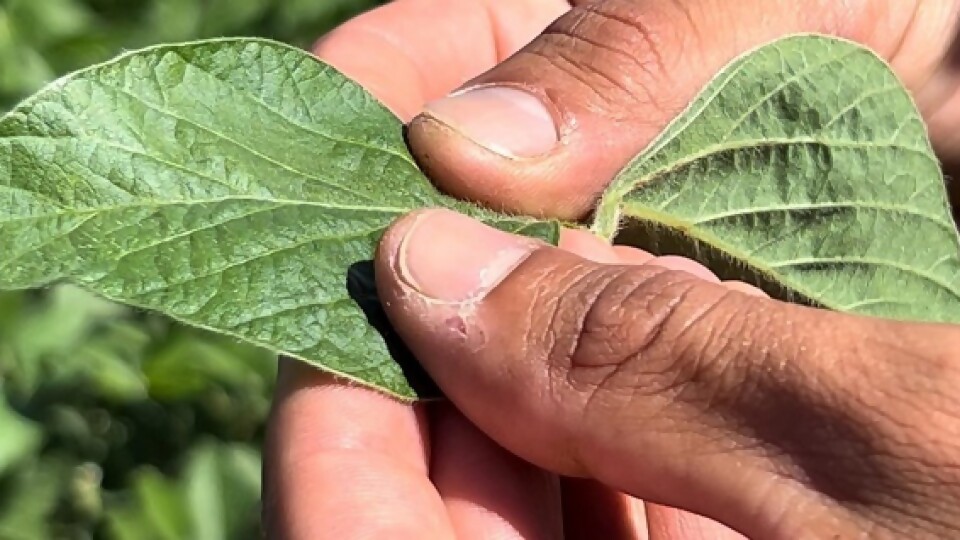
393 210 536 302
422 86 558 158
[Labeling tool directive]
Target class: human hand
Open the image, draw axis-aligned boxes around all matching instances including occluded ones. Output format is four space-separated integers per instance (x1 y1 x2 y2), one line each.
265 1 960 538
267 230 757 539
372 207 960 539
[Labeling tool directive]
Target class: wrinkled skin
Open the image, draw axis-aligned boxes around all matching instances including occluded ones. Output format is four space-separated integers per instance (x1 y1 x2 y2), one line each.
264 1 960 539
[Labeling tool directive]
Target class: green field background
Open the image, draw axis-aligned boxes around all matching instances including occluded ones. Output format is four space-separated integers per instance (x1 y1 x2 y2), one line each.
0 1 382 538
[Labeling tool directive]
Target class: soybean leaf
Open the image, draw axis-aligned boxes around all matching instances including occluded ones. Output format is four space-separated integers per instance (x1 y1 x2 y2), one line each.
0 38 560 400
106 442 262 540
594 35 960 323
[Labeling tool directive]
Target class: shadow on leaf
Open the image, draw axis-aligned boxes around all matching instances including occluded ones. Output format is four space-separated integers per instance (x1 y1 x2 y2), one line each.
346 261 441 399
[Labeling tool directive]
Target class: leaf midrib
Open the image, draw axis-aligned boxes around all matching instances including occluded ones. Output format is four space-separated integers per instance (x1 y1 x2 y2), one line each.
93 80 391 204
688 201 958 234
621 202 960 307
770 256 960 299
616 136 937 199
0 195 421 225
119 224 388 301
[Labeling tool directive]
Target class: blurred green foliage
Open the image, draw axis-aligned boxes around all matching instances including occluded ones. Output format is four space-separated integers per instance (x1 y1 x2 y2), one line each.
0 0 382 537
0 0 383 109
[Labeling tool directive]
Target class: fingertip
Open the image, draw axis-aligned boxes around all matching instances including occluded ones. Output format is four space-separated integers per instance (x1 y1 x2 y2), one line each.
269 360 430 474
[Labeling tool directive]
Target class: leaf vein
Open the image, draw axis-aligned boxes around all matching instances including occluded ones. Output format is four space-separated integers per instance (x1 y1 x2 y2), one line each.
92 79 377 204
635 138 937 189
121 225 388 300
179 52 418 170
691 201 957 233
769 256 960 299
0 213 97 273
719 48 861 141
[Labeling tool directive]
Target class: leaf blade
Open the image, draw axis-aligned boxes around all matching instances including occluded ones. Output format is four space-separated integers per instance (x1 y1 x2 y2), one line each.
0 37 558 399
595 34 960 323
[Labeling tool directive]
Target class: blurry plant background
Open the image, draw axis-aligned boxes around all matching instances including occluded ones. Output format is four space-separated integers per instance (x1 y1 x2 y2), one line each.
0 0 382 538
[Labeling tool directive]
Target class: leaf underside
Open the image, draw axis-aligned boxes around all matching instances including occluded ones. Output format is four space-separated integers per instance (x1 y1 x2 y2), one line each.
1 35 958 401
594 35 960 324
0 38 559 400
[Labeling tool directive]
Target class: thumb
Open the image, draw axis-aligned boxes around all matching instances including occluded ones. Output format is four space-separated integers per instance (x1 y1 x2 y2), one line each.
406 0 957 219
375 209 960 539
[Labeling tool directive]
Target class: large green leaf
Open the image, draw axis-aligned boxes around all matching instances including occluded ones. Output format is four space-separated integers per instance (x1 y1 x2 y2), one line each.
0 38 559 400
594 35 960 323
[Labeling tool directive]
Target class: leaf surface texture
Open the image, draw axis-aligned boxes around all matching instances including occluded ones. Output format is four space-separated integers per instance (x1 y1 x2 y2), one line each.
595 35 960 323
0 39 558 399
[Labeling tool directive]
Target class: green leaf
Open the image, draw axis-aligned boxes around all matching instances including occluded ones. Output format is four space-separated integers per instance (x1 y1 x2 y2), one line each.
3 0 95 46
0 397 41 476
0 38 559 400
0 456 70 540
108 468 190 540
183 442 261 540
106 442 262 540
1 284 132 396
198 0 273 37
594 34 960 323
0 10 55 98
144 332 273 400
146 0 203 43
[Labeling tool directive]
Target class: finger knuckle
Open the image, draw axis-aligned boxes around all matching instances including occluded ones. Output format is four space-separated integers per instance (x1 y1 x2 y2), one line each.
539 264 736 402
531 0 702 117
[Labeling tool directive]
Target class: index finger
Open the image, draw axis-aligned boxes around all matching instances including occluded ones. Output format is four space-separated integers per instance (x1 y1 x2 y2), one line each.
313 0 569 120
263 3 572 536
263 359 453 539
